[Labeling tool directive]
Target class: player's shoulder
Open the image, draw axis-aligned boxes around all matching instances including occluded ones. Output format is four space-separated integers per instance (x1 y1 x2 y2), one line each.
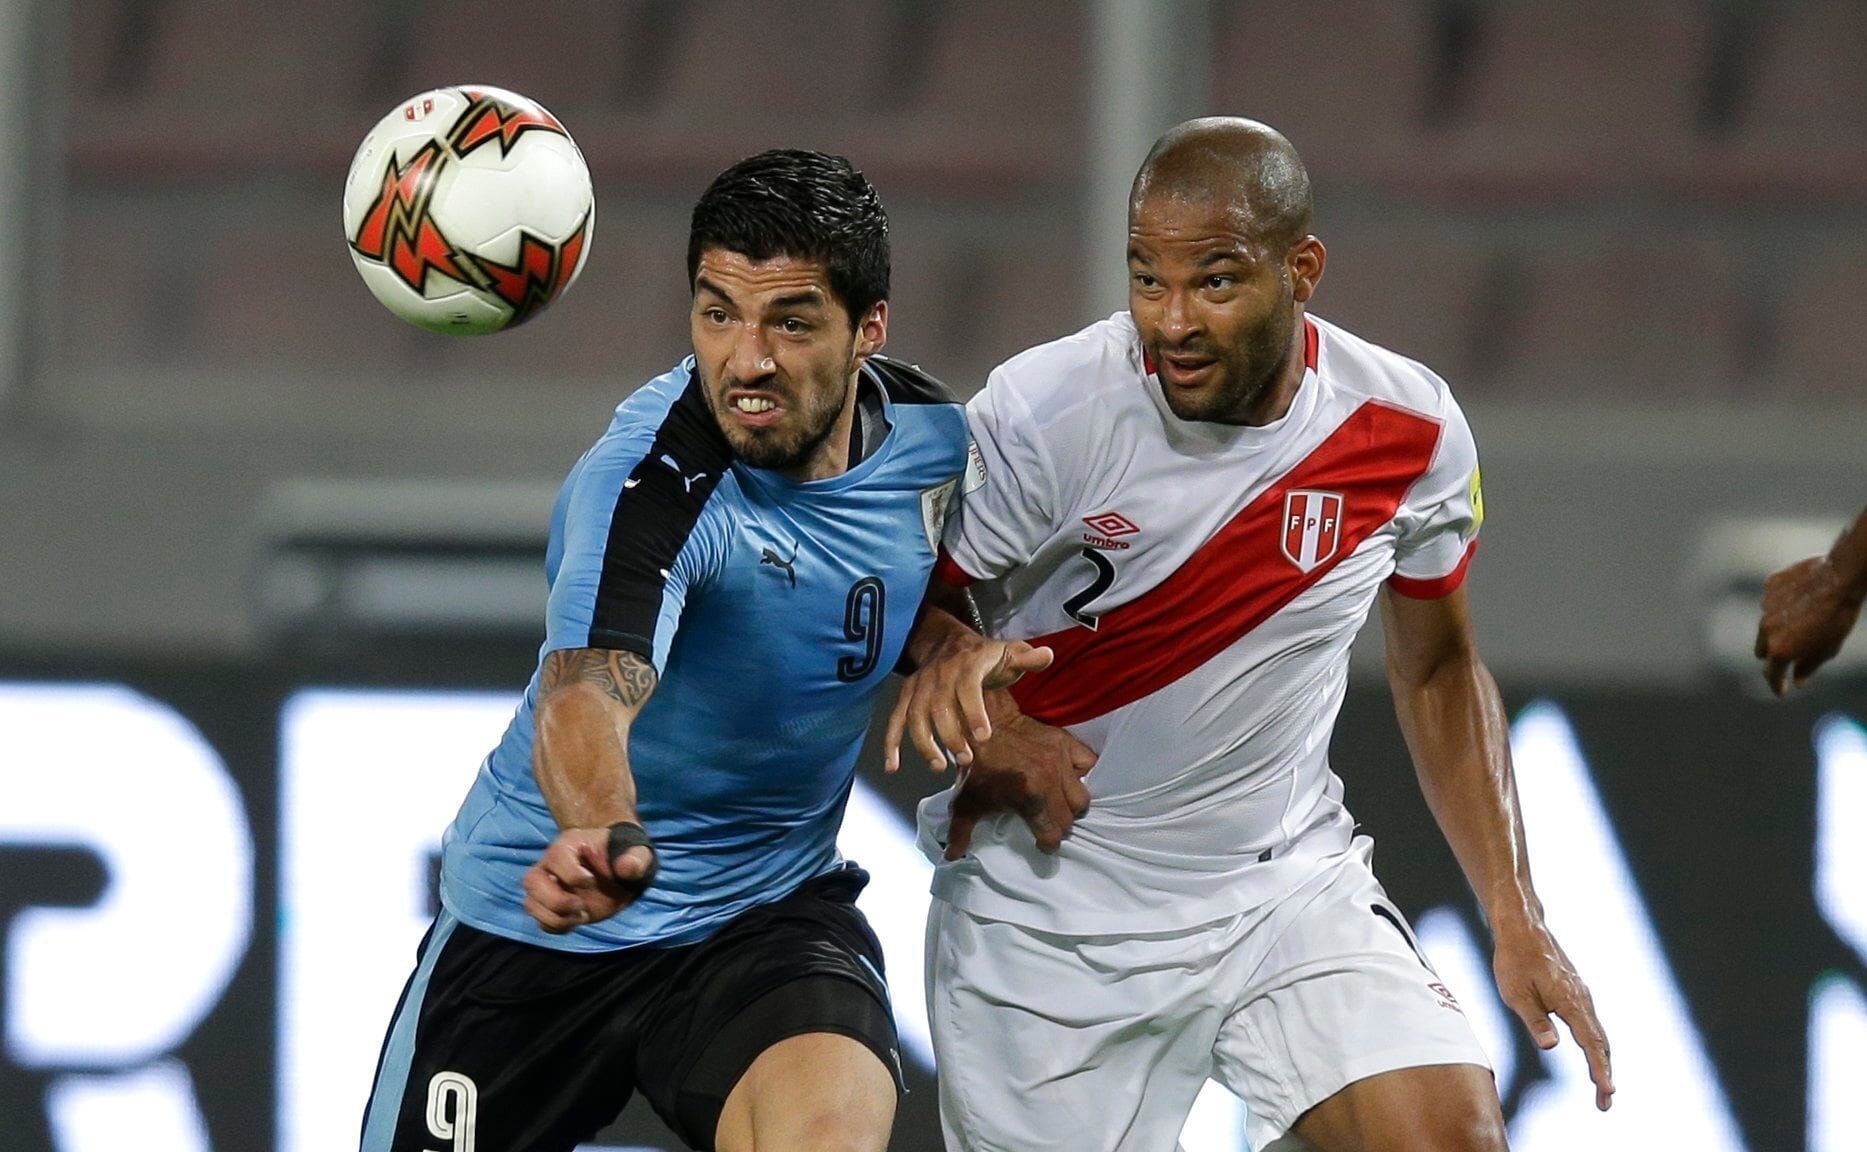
569 358 739 509
558 359 739 565
597 359 700 450
985 312 1146 423
580 358 734 474
1310 314 1460 422
865 354 963 407
853 357 970 494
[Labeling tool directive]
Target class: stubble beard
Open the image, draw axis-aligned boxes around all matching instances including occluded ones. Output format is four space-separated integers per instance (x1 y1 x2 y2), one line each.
706 359 854 472
1156 296 1297 426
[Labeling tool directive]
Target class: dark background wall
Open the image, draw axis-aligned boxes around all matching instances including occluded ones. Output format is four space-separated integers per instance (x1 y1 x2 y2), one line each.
2 648 1859 1152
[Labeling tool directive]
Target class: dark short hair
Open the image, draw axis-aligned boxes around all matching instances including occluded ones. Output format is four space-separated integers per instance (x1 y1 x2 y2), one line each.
687 149 890 323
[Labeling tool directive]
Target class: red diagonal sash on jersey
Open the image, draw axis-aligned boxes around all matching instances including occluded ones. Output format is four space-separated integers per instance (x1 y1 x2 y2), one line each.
1010 400 1443 727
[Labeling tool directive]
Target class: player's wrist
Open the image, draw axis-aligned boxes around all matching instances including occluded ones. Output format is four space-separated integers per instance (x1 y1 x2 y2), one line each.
1480 886 1545 935
982 688 1023 727
926 622 991 674
1829 560 1867 608
1807 556 1866 611
1826 513 1867 603
902 605 981 671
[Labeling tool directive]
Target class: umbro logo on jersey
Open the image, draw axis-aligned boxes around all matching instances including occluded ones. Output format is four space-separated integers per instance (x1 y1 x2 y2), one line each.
1281 490 1343 572
1082 511 1139 550
1084 511 1140 536
1428 981 1464 1013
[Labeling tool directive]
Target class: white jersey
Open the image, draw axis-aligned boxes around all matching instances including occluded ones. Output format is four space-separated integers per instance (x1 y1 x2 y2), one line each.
918 311 1483 934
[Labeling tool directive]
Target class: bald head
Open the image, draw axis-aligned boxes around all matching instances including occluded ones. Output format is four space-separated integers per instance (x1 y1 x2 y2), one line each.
1130 117 1312 254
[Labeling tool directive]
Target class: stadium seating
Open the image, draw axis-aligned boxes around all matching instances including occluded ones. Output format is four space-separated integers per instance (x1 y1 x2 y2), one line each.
51 0 1867 405
1427 0 1707 198
1303 221 1495 385
1717 0 1867 201
1777 238 1867 399
1501 234 1747 400
1209 0 1433 189
1210 0 1707 198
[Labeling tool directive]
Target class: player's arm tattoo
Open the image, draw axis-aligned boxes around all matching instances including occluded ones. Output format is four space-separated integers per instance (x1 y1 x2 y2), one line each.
533 648 656 831
539 647 658 710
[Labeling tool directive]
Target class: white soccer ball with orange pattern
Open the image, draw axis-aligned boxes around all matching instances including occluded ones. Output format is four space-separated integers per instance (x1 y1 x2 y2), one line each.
342 85 594 335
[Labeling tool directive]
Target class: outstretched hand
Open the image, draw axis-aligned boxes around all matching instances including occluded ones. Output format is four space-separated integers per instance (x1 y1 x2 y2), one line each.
943 695 1097 859
885 631 1054 773
1756 556 1862 695
521 826 657 934
1492 918 1614 1111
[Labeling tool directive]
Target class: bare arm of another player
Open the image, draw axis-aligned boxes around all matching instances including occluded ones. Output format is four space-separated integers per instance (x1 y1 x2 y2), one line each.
522 647 661 934
1380 585 1615 1112
1756 504 1867 695
888 577 1096 854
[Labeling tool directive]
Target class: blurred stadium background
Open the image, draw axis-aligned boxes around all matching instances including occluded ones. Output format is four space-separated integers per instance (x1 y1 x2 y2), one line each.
1 2 1864 1150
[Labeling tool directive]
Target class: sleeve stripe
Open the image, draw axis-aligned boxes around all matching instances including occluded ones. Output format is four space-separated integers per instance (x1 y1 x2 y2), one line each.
1387 538 1479 600
587 377 734 652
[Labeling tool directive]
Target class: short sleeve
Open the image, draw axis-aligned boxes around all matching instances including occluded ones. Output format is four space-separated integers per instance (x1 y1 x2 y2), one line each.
543 432 726 673
1388 395 1483 598
938 370 1059 583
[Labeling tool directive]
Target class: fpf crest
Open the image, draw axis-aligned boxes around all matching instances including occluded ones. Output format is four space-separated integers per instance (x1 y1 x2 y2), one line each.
1281 490 1344 572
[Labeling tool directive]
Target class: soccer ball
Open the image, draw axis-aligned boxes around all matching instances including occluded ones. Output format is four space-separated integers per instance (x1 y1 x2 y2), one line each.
342 86 595 335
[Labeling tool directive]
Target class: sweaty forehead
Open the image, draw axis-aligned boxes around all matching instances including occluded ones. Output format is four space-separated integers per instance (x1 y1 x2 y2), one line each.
1128 194 1263 254
695 248 833 304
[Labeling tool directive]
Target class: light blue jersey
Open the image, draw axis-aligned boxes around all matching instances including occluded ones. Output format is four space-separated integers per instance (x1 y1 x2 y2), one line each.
442 356 968 951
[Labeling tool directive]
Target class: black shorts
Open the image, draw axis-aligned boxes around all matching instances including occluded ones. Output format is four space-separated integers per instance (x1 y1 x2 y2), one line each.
358 863 903 1152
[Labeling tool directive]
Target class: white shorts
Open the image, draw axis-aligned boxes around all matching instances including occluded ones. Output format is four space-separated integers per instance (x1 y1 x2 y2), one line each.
925 837 1491 1152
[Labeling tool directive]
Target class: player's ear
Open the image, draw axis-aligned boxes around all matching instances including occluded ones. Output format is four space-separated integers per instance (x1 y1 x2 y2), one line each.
1290 236 1325 305
853 300 888 362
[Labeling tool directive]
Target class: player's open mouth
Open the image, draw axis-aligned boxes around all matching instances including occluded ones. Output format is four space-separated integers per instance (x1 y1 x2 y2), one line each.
727 391 785 427
1158 354 1218 387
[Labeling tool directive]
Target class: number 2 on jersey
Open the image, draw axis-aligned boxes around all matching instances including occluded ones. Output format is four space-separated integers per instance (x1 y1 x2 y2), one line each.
837 577 887 681
1063 547 1116 630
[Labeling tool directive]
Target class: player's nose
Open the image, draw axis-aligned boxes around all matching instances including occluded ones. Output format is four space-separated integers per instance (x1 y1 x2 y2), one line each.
725 326 778 384
1159 289 1202 342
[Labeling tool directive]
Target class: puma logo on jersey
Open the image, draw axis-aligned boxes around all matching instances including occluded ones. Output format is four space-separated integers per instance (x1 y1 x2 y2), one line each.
659 453 707 493
760 542 798 587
